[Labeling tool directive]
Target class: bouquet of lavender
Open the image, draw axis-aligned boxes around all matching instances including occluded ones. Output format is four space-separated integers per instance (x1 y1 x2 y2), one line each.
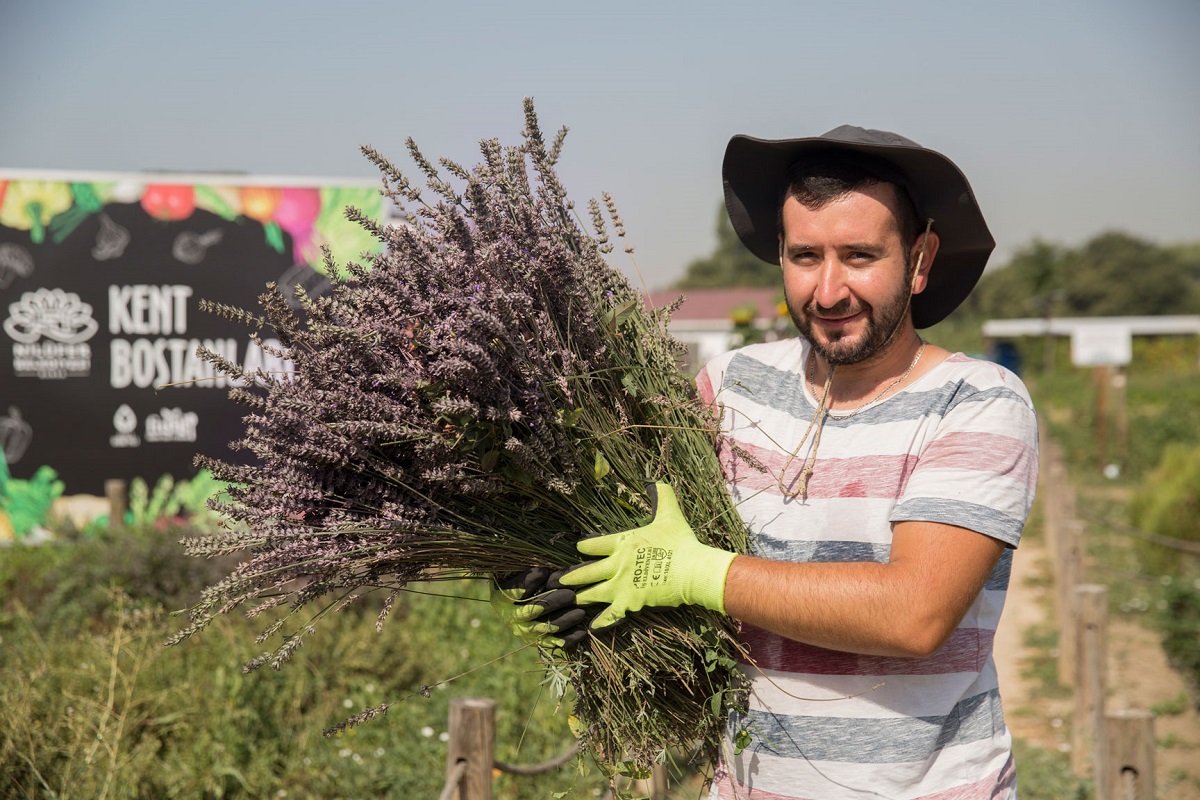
172 100 752 775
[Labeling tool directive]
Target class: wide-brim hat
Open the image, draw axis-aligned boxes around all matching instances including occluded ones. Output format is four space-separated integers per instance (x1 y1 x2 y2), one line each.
722 125 995 328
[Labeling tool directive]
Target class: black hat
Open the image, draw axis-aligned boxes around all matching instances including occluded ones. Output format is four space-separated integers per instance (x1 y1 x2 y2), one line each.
722 125 994 328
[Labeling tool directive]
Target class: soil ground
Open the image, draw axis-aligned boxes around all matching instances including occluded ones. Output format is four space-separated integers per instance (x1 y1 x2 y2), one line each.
996 537 1200 799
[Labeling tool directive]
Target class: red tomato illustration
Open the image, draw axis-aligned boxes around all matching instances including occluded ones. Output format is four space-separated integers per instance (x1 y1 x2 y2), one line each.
141 184 196 221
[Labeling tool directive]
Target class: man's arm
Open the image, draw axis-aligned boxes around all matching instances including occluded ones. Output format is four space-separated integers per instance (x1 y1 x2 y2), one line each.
723 520 1005 658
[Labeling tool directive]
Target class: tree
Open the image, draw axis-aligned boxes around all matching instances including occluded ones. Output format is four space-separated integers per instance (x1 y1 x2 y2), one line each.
961 230 1200 321
1062 231 1195 316
675 204 779 289
958 240 1065 321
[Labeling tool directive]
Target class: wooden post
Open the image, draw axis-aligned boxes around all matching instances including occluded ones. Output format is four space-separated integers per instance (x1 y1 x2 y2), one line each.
446 698 495 800
653 764 668 799
1057 519 1083 687
1112 369 1129 472
1104 709 1155 800
1094 365 1110 470
105 479 128 525
1072 584 1108 800
625 764 669 800
1039 429 1059 553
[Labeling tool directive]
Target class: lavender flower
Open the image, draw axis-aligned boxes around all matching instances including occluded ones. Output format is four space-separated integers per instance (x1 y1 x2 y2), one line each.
177 98 751 778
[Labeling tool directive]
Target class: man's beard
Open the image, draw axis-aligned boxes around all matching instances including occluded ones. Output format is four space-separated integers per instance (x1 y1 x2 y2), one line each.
788 279 911 366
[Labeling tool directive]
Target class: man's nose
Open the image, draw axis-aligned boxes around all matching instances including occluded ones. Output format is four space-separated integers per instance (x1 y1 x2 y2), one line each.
813 259 851 310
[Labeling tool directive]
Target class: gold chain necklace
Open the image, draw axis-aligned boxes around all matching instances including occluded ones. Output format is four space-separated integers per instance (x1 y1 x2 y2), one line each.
778 340 926 499
811 340 927 420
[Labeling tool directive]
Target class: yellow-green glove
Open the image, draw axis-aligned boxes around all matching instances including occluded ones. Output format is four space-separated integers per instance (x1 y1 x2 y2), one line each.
560 483 737 630
490 568 589 648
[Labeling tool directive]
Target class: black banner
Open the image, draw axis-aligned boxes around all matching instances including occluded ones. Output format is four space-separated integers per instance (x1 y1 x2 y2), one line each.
0 177 382 495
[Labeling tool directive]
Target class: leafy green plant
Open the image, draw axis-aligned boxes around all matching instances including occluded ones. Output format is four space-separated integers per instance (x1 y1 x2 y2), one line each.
0 453 64 538
1158 578 1200 701
109 470 227 529
1129 443 1200 577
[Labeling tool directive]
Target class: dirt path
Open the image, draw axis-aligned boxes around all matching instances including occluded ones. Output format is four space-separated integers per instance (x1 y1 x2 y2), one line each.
995 538 1200 798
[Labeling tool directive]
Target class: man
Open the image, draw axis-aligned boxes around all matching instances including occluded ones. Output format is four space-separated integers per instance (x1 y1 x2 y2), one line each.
508 127 1037 798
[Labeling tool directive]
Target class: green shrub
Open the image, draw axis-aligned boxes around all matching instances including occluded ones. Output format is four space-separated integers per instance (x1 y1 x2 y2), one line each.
0 522 238 632
1129 443 1200 578
0 525 624 797
1159 578 1200 701
0 459 64 538
1 578 607 800
121 471 227 528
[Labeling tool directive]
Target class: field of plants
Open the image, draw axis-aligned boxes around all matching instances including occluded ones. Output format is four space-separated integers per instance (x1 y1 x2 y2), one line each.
3 332 1198 799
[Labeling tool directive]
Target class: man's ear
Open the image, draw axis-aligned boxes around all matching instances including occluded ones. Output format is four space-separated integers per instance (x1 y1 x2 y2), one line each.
909 230 940 295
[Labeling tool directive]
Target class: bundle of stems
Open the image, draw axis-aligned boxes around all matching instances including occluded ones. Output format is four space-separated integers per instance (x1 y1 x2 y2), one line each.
172 99 752 775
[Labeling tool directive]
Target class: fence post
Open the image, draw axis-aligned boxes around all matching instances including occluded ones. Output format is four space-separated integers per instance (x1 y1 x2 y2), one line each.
1104 709 1155 800
1057 519 1083 687
1072 584 1108 800
105 479 128 524
446 697 496 800
625 764 668 799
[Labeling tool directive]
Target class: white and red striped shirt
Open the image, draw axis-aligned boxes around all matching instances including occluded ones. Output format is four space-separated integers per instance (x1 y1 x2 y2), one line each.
697 338 1037 800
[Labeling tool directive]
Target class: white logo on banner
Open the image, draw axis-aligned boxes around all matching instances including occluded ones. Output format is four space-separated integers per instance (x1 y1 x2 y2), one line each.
110 404 141 448
6 288 96 378
5 288 99 344
144 407 199 443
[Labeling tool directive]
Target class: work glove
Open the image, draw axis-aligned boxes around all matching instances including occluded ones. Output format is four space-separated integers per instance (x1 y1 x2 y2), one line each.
490 567 590 649
560 483 738 630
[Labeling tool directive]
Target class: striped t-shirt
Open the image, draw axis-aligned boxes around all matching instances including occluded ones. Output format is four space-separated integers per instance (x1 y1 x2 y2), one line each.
697 338 1038 800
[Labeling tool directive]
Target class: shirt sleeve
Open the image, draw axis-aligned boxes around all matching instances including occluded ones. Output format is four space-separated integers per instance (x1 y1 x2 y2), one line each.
890 363 1039 548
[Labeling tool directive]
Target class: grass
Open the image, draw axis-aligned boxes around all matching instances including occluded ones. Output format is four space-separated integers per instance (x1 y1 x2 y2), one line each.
0 535 617 799
1012 738 1090 800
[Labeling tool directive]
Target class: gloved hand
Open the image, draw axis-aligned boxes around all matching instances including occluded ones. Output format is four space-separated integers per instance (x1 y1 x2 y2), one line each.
490 567 590 648
560 483 738 630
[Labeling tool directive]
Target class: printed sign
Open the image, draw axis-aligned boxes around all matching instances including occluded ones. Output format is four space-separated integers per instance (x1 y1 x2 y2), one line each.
0 175 385 493
1070 324 1133 367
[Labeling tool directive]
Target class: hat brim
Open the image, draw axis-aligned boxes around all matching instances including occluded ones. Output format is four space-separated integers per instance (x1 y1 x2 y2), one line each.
722 132 995 328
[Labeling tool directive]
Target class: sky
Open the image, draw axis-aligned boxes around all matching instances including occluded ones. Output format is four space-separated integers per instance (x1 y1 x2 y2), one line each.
2 0 1197 290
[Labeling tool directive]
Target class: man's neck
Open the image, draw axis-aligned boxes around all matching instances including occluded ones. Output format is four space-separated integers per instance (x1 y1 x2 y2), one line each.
809 328 926 410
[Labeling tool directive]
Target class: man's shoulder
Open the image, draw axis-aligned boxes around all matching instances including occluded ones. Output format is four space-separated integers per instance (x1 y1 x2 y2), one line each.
932 351 1034 407
703 338 804 377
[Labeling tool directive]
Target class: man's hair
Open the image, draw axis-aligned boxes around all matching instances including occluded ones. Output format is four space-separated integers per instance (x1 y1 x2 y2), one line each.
775 156 923 255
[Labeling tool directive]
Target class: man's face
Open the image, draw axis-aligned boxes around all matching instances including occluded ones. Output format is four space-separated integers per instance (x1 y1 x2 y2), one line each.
779 183 915 366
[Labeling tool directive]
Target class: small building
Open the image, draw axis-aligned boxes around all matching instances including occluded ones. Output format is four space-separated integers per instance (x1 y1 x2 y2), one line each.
645 287 786 371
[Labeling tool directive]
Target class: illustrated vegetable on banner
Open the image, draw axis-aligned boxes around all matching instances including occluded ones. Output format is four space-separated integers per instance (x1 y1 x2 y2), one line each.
0 177 384 276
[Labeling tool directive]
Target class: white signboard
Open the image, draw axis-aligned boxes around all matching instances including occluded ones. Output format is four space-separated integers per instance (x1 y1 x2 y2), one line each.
1070 325 1132 367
